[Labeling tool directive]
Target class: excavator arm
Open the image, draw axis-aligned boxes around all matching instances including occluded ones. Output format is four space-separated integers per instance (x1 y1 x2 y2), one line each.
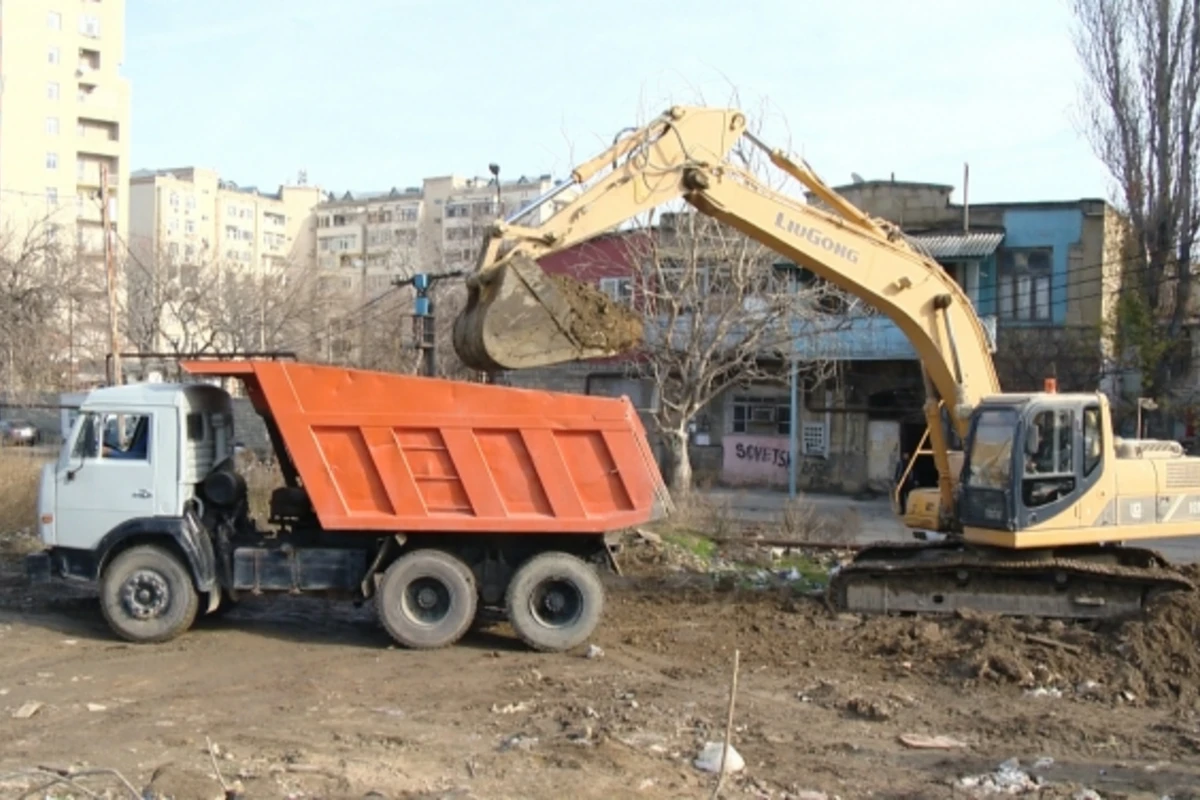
452 105 1001 524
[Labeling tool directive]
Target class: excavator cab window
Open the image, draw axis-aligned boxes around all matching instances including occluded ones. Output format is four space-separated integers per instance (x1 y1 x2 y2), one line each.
1021 409 1075 508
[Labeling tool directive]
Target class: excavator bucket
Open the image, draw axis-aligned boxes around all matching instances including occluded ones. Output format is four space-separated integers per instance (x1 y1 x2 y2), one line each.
452 253 644 372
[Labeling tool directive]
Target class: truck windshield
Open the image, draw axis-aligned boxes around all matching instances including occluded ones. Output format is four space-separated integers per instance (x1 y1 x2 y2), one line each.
965 408 1016 491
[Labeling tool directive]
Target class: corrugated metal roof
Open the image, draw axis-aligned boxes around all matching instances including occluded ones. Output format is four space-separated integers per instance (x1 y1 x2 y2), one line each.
907 231 1005 260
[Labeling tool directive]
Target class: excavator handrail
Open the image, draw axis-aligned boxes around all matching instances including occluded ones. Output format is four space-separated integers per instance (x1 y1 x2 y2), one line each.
458 105 1003 522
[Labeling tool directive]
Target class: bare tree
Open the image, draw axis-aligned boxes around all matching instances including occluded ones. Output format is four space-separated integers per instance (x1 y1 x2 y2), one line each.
118 244 224 358
354 278 476 380
212 262 325 354
993 325 1111 393
1071 0 1200 397
600 213 839 494
0 213 81 392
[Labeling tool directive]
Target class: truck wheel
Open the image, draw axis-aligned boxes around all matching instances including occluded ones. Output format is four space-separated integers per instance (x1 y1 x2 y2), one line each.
505 552 604 653
99 545 199 644
377 549 477 649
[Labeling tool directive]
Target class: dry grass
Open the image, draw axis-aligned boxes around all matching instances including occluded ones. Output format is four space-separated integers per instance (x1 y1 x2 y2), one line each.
0 450 44 553
779 497 861 545
670 490 737 539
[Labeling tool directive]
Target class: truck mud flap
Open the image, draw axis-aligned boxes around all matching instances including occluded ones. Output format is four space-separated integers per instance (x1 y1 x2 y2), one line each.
24 552 52 583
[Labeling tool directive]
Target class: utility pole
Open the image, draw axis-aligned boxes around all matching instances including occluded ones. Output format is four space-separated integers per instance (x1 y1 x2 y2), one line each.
100 163 121 387
359 206 369 366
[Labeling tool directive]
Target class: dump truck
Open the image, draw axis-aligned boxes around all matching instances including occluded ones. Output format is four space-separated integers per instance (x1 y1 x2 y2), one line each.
450 104 1198 619
25 359 671 651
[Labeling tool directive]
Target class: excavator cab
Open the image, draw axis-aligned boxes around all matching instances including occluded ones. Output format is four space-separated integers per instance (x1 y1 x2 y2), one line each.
957 393 1108 539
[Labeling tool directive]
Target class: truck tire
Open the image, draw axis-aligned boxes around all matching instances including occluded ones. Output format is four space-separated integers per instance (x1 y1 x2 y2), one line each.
505 552 604 652
99 545 199 644
377 549 477 649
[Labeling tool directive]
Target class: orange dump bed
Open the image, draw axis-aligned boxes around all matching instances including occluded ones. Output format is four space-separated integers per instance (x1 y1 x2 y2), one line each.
180 360 672 535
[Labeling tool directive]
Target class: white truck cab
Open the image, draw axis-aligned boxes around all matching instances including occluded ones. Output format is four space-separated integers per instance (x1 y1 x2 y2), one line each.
28 381 237 641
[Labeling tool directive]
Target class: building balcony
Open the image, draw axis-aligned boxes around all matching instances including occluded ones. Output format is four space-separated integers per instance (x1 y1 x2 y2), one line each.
76 201 103 224
76 134 121 159
76 92 123 124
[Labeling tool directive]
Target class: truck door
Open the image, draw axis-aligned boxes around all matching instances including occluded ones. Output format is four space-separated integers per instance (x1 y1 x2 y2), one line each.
55 410 158 550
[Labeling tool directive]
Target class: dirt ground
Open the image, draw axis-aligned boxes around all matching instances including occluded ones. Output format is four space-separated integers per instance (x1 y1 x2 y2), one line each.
2 535 1200 800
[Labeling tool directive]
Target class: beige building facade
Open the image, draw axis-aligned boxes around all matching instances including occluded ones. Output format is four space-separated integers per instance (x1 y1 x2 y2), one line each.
0 0 130 256
314 173 578 297
128 167 322 274
127 167 323 356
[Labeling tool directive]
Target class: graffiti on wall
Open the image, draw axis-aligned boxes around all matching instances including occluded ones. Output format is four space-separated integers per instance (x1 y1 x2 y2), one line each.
722 434 830 486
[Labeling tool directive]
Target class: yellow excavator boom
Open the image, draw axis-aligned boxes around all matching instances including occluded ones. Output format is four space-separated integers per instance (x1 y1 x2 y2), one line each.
452 105 1000 526
450 104 1200 620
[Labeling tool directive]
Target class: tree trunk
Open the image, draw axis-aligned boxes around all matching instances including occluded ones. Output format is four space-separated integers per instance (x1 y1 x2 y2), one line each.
663 427 693 497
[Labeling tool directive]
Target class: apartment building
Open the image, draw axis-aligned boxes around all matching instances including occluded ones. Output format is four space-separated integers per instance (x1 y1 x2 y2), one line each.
0 0 130 256
128 167 322 274
126 167 323 356
314 173 578 297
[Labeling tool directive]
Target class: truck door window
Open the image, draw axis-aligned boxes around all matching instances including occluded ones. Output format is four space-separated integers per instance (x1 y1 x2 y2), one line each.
71 413 100 459
101 413 151 461
1023 409 1075 507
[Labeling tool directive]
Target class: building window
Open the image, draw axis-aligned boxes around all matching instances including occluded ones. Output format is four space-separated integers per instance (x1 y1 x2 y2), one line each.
170 192 180 208
48 11 62 30
47 82 60 101
998 248 1053 322
731 394 791 436
46 188 59 205
185 195 196 210
185 220 195 234
48 46 60 65
46 152 58 170
45 117 59 135
598 277 633 304
80 15 101 37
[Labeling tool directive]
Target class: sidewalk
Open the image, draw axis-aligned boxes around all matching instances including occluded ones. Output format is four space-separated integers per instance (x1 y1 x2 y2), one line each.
698 487 907 546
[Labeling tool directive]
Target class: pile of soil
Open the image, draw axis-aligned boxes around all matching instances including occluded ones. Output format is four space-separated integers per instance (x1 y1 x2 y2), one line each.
549 273 644 351
850 581 1200 708
617 538 1200 709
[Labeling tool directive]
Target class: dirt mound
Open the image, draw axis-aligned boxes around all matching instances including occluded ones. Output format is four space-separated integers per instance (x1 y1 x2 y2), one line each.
851 584 1200 708
550 274 643 352
1108 584 1200 705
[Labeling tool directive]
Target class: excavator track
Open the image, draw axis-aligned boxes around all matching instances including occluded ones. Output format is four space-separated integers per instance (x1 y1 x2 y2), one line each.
827 541 1195 620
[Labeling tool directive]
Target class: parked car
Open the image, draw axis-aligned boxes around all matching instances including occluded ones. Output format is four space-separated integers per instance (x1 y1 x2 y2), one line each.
0 419 41 446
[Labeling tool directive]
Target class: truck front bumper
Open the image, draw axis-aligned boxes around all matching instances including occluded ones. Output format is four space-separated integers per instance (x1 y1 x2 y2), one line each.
24 551 53 584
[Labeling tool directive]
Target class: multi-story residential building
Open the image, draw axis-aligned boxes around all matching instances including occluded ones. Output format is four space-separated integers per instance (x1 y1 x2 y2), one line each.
511 181 1125 495
128 167 322 273
313 173 578 297
0 0 130 256
127 167 323 356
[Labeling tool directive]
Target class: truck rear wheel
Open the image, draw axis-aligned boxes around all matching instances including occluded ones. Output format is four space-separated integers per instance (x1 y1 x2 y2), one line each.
99 545 199 644
377 549 477 649
505 552 604 652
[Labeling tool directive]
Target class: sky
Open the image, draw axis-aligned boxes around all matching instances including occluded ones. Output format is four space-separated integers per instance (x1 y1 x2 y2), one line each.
124 0 1114 205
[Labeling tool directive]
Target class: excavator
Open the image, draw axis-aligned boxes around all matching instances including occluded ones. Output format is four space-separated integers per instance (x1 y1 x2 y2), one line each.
451 105 1196 619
